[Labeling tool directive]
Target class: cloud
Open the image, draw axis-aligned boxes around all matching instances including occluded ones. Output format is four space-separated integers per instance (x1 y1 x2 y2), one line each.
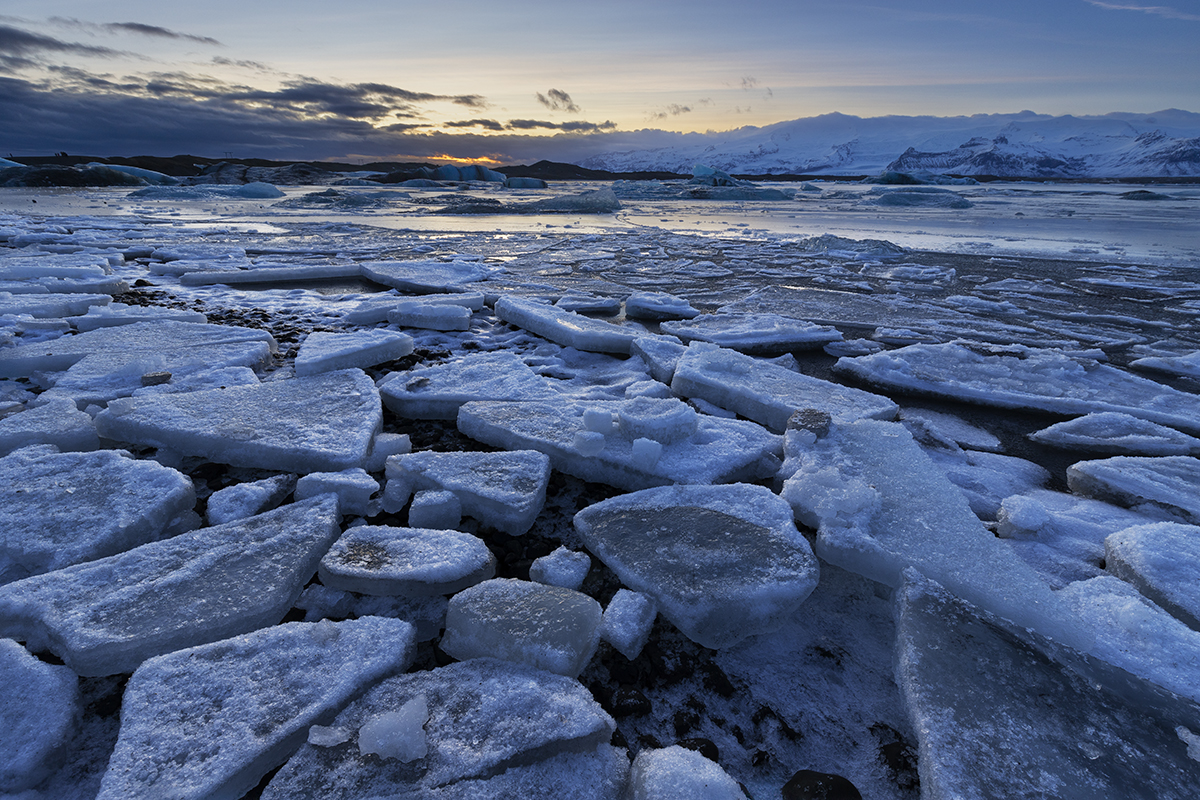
649 103 693 120
445 118 506 131
102 22 222 45
741 76 757 90
535 88 580 113
1084 1 1200 20
0 23 123 59
508 118 616 132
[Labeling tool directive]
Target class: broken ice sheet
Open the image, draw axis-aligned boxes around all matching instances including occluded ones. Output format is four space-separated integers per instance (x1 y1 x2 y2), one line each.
95 369 382 473
318 526 496 596
294 330 414 377
897 569 1200 800
97 616 416 800
359 259 489 293
660 312 842 354
261 658 625 800
378 351 560 420
0 445 195 583
1067 455 1200 524
574 483 819 649
494 295 647 354
1029 412 1200 456
0 397 99 456
1105 522 1200 632
0 496 341 676
0 638 81 792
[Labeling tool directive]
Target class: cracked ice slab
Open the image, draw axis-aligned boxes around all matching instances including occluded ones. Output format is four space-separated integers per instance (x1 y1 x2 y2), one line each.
671 342 898 433
834 342 1200 435
0 445 195 584
1029 412 1200 457
896 570 1200 800
0 495 341 676
457 398 781 492
0 638 81 792
0 292 111 319
660 312 842 354
384 449 551 535
379 352 560 420
97 616 415 800
781 419 1091 652
0 398 98 455
1106 523 1200 633
359 259 488 293
261 658 625 800
494 295 645 355
294 330 413 377
95 369 381 473
575 483 819 650
319 526 496 596
1067 456 1200 524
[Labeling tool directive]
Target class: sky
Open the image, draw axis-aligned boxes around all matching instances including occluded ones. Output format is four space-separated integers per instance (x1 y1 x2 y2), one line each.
1 0 1198 164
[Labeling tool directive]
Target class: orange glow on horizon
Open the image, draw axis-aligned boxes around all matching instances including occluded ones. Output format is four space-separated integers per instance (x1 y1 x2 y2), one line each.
426 153 504 165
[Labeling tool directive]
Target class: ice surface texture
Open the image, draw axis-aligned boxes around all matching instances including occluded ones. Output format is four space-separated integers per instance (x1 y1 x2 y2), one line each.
1106 522 1200 631
295 330 413 377
97 616 415 800
495 296 644 354
0 495 341 676
660 312 841 354
627 746 745 800
379 352 560 420
96 369 381 473
319 526 496 596
575 483 819 649
1068 456 1200 524
0 638 80 792
1029 412 1200 456
359 259 487 293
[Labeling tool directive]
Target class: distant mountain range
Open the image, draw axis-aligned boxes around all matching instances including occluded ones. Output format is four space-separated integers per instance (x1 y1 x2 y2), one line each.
579 110 1200 178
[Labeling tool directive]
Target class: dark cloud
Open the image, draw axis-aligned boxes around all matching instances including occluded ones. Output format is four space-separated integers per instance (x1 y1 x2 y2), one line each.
102 22 222 46
0 23 123 58
741 76 757 90
535 88 580 113
445 118 506 131
650 103 692 120
508 118 615 132
211 56 274 72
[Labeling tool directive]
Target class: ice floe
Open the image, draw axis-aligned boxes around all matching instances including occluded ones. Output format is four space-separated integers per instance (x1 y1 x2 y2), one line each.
1029 411 1200 455
0 638 81 792
319 526 496 596
1067 455 1200 524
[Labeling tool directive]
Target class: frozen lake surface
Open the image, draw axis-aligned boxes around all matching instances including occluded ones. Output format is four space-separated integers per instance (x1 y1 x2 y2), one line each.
0 178 1198 799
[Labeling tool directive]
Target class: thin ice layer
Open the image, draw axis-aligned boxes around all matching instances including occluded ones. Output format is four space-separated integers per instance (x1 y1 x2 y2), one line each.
95 369 381 473
671 343 897 433
1067 456 1200 524
575 483 819 649
781 419 1090 651
261 658 622 799
834 343 1200 435
379 352 560 420
494 296 644 354
0 496 341 676
896 570 1200 800
319 526 496 596
97 617 416 800
0 445 195 583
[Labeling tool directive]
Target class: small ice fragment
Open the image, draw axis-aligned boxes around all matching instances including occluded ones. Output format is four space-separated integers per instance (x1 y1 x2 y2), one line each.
574 430 605 456
358 696 429 762
308 725 352 747
408 490 461 530
630 437 663 469
529 547 591 591
584 407 617 434
600 590 657 660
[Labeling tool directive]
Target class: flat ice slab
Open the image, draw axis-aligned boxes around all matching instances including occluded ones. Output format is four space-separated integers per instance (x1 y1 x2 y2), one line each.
441 579 602 677
359 259 488 293
295 330 414 377
575 483 819 649
1106 522 1200 631
384 449 550 535
1029 412 1200 456
179 263 362 286
0 445 195 583
0 496 341 676
0 638 81 792
495 296 644 354
379 352 560 420
623 291 699 321
318 526 496 596
95 369 381 473
72 303 207 331
342 291 485 325
261 658 624 800
457 398 781 492
834 343 1200 435
1068 456 1200 524
896 570 1200 800
671 342 898 433
387 300 472 330
97 617 416 800
0 292 111 320
781 419 1090 651
660 313 842 354
0 397 98 455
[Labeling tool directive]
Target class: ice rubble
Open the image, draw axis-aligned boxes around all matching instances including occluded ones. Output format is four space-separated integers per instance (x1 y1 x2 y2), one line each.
0 445 195 583
576 484 818 650
1067 455 1200 524
95 369 381 473
319 526 496 596
0 637 80 792
97 616 416 800
0 495 340 676
261 658 626 800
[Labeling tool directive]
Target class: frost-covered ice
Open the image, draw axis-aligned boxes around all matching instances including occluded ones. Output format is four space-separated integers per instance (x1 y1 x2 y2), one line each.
923 447 1050 520
0 638 80 792
599 589 656 660
529 546 591 591
575 484 819 649
1067 456 1200 524
1030 412 1200 456
495 295 646 354
407 489 462 529
0 495 340 675
0 397 98 455
623 291 699 321
379 351 560 420
295 330 413 376
295 468 380 516
387 299 472 330
660 312 841 354
626 746 745 800
206 473 296 525
319 526 496 596
360 259 488 293
1105 522 1200 631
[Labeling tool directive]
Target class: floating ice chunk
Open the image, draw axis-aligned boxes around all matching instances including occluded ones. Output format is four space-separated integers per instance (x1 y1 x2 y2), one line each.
360 259 488 293
383 449 550 535
379 351 560 420
387 299 472 330
296 468 380 516
206 473 296 525
364 431 411 473
661 313 841 354
575 483 819 649
899 407 1002 452
342 291 485 325
179 263 362 286
630 436 663 468
260 658 623 799
523 187 621 213
1130 350 1200 380
308 725 352 747
630 336 687 384
924 447 1050 520
96 616 415 800
555 293 622 315
1105 523 1200 631
618 396 698 444
72 303 206 331
495 296 643 354
321 526 494 597
600 589 656 660
834 343 1200 435
441 579 602 677
295 330 414 377
1068 456 1200 524
782 420 1090 651
0 292 111 319
0 496 341 676
358 696 429 762
295 584 447 641
0 445 195 583
1029 412 1200 456
896 569 1200 800
0 638 81 792
672 342 898 433
0 397 98 455
529 547 591 591
824 338 886 357
624 291 699 321
96 369 381 473
627 746 745 800
458 399 781 492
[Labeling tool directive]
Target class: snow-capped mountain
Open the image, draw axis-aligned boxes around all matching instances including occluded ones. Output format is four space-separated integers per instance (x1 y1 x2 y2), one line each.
579 110 1200 178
